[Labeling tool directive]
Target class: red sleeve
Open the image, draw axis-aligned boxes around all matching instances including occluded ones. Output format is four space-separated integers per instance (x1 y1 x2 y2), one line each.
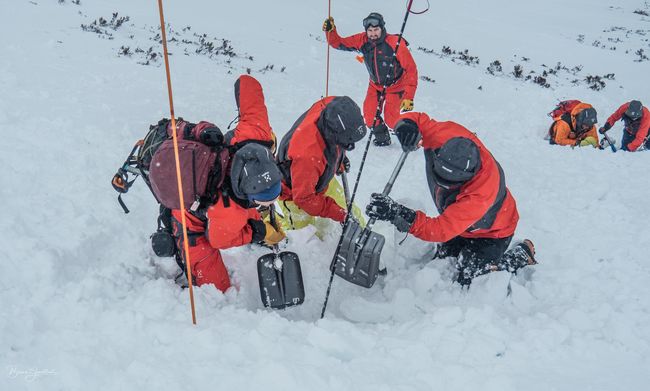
395 43 418 100
605 103 629 129
408 174 500 243
400 112 430 132
627 108 650 152
326 29 366 52
399 112 444 149
290 155 346 223
206 196 257 249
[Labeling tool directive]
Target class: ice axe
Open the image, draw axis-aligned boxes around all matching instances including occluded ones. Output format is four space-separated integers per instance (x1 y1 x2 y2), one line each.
257 205 305 309
331 150 411 288
599 132 617 153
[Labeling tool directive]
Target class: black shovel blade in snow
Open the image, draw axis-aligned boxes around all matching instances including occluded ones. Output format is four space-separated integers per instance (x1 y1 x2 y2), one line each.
333 219 385 288
257 251 305 309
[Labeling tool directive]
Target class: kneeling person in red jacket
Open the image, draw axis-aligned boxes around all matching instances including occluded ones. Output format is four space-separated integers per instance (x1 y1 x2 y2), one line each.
277 96 367 227
171 143 284 291
365 113 536 285
599 100 650 152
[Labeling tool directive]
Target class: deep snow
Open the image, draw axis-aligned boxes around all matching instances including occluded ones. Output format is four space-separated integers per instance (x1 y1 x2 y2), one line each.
1 0 650 390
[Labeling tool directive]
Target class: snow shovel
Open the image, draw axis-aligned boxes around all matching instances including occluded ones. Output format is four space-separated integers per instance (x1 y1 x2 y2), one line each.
333 151 410 288
257 205 305 309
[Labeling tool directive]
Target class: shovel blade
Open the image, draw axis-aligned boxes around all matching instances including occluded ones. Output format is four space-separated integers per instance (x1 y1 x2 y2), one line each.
257 251 305 309
333 219 385 288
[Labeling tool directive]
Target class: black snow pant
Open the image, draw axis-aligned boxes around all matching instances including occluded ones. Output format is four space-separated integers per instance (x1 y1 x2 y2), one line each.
435 236 530 285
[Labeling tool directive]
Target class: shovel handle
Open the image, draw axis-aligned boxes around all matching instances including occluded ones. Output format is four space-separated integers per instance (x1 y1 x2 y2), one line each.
381 151 410 196
268 205 281 254
341 171 351 209
362 150 411 239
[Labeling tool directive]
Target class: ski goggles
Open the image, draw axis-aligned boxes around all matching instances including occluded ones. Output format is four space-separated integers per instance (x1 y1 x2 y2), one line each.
363 16 382 30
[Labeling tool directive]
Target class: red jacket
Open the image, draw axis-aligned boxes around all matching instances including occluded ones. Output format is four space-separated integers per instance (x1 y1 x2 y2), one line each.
206 194 260 249
400 112 519 242
174 80 272 252
277 97 347 222
227 75 276 148
327 29 418 100
604 102 650 152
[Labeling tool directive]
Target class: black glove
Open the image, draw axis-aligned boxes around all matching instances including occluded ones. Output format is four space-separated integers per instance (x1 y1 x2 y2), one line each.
337 155 350 174
365 193 416 233
322 17 335 32
598 123 611 134
394 119 421 152
248 219 266 244
199 126 224 146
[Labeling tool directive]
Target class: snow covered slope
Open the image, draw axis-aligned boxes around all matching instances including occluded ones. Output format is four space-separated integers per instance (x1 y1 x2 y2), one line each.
2 0 649 390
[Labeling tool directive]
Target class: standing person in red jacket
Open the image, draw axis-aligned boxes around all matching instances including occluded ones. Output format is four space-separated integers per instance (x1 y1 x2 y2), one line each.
365 112 537 285
277 96 367 230
224 75 277 151
599 100 650 152
171 143 285 291
323 13 418 147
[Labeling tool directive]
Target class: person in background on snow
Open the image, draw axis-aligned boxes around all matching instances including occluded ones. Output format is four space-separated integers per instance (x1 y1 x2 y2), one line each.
224 74 277 151
548 101 600 148
276 96 366 234
599 100 650 152
171 143 285 291
323 12 418 147
365 112 537 285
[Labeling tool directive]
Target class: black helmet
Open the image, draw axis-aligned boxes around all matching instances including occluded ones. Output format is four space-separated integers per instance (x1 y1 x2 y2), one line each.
432 137 481 187
320 96 367 147
363 12 385 30
625 100 643 121
575 107 598 131
229 143 282 201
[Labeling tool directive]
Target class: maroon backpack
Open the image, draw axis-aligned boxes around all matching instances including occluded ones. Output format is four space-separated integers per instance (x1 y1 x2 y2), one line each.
149 120 230 212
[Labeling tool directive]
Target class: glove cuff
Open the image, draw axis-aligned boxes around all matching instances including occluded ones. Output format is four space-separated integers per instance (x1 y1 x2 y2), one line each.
603 122 612 131
392 206 416 233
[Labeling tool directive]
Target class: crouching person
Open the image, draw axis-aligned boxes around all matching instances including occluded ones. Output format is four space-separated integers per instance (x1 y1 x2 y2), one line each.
365 112 537 285
599 100 650 152
171 143 285 291
548 101 600 148
276 96 367 235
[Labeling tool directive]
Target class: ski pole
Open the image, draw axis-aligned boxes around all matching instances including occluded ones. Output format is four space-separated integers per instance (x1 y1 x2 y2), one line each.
325 0 332 96
320 0 420 320
350 0 416 209
320 150 412 319
157 0 197 325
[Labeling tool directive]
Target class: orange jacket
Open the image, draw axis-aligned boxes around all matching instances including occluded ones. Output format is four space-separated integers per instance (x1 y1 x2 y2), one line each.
549 103 600 146
326 28 418 100
278 97 347 223
399 112 519 242
604 102 650 152
227 75 276 149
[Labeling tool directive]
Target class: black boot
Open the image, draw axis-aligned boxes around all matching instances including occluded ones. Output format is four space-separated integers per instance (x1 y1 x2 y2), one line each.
372 123 391 146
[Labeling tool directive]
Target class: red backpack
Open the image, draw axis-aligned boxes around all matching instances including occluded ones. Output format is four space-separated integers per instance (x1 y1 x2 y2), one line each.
149 120 230 212
548 100 581 119
112 118 230 214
